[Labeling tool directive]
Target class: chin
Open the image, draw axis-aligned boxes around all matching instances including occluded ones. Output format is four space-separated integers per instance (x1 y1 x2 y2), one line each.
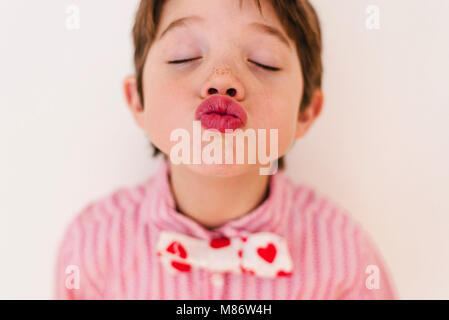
181 162 261 178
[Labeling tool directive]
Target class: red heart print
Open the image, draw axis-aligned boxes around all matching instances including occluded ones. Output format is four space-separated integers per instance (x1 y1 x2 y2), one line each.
166 241 187 259
277 270 292 277
240 265 255 275
171 260 191 272
209 237 231 249
257 243 277 263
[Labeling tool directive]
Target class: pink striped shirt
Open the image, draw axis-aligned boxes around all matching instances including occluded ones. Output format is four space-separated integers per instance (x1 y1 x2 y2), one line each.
54 159 396 299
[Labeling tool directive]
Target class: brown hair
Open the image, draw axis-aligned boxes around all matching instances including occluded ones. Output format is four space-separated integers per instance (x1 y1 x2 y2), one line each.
132 0 323 170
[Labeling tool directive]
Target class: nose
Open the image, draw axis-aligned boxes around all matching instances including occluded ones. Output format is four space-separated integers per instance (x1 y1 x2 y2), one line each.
200 66 245 100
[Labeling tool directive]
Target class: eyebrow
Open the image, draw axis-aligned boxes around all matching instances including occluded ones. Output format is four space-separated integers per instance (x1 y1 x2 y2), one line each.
158 15 204 40
158 16 291 50
248 22 291 50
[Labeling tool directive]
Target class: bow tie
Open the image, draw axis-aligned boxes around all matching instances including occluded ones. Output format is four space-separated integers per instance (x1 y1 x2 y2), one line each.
156 231 293 278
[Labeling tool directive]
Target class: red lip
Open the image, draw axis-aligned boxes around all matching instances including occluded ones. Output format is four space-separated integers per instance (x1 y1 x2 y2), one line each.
195 95 248 133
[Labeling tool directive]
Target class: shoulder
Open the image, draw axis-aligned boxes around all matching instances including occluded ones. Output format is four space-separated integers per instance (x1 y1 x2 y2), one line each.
282 175 396 298
54 177 155 299
57 176 155 261
282 174 374 268
281 174 365 240
68 177 153 234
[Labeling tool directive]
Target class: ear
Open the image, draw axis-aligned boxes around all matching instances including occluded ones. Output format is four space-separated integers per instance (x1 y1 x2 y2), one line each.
123 75 145 130
295 89 324 139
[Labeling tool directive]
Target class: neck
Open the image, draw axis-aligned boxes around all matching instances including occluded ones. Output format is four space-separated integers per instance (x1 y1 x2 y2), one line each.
167 163 271 230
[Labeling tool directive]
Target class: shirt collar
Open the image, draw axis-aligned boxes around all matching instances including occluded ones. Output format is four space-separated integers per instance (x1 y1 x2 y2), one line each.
141 159 291 240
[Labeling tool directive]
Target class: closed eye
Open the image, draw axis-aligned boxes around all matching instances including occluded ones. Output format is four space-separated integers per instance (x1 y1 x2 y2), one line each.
248 60 280 71
168 57 201 64
167 57 280 72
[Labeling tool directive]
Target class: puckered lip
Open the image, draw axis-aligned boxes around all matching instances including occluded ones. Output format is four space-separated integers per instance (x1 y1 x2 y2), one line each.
195 95 248 125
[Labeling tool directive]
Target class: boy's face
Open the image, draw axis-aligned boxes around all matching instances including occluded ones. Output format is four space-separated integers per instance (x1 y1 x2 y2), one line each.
124 0 323 176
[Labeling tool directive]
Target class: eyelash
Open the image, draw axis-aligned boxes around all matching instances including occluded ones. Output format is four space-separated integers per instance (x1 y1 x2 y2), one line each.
168 57 200 64
168 58 280 71
249 60 280 71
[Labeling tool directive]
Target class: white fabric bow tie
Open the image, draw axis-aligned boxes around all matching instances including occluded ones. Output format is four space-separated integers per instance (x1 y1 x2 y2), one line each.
156 231 293 278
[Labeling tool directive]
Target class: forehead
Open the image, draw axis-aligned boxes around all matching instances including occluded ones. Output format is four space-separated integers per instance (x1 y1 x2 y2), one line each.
156 0 293 49
160 0 272 21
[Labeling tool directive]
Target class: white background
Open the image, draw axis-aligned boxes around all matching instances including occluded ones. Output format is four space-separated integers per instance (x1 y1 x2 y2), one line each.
1 0 448 299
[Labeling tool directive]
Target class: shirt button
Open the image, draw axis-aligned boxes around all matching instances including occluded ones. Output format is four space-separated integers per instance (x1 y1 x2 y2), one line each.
210 273 224 288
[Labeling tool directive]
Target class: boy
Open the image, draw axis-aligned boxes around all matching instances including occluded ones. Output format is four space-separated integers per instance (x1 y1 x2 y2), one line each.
55 0 396 299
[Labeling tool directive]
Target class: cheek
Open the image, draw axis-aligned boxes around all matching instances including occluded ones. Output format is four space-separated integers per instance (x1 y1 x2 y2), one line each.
253 94 300 158
268 108 298 157
141 71 196 155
